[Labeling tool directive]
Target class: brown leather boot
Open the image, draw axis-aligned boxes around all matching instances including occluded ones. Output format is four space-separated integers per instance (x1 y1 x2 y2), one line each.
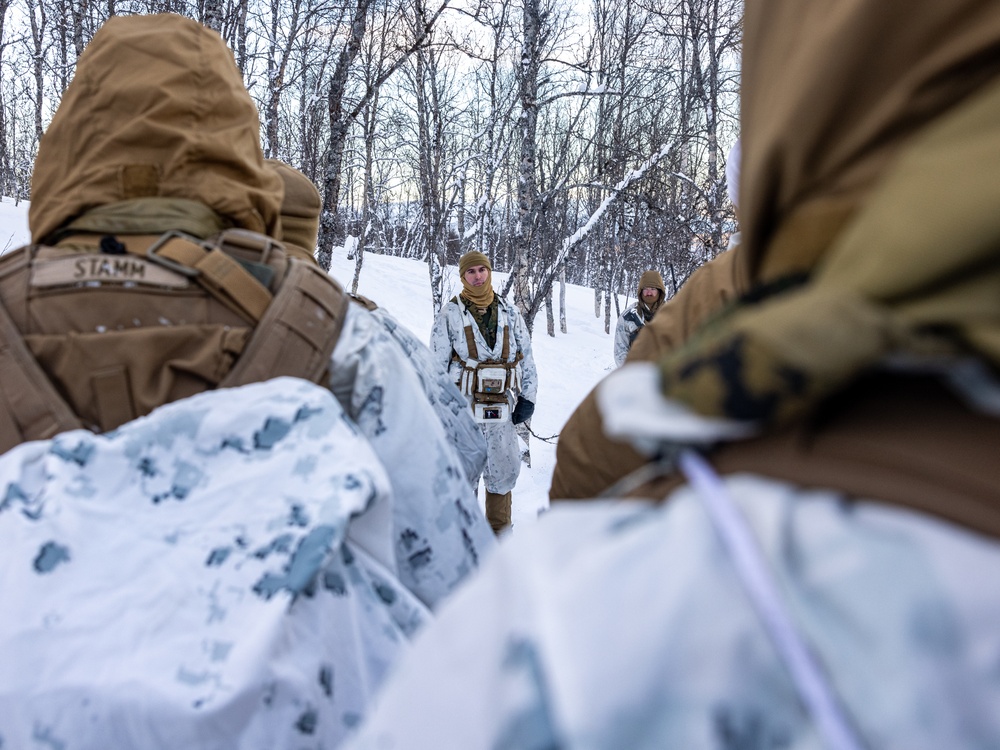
484 490 512 535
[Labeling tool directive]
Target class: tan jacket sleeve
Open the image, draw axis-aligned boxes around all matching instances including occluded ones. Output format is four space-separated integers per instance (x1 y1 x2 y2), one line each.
549 247 748 501
626 247 747 363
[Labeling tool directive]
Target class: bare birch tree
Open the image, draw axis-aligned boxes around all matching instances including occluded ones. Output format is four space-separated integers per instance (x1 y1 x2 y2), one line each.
0 0 11 197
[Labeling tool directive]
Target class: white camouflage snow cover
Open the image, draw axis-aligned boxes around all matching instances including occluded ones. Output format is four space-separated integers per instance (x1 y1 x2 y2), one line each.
330 304 496 606
0 304 497 749
368 306 487 486
0 378 408 747
613 300 645 367
430 296 538 494
343 368 1000 750
344 481 1000 750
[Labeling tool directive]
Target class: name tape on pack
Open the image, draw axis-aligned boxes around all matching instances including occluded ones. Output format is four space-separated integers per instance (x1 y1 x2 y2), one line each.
31 255 192 289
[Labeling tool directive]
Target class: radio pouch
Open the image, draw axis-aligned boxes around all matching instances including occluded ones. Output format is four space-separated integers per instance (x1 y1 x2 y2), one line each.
472 401 511 423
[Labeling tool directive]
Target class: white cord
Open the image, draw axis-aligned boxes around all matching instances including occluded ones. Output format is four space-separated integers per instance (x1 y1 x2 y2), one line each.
678 450 866 750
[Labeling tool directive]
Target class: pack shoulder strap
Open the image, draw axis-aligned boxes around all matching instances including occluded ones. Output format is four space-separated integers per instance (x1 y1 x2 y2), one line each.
144 230 274 322
220 258 349 388
0 251 83 452
625 374 1000 539
349 292 379 311
451 298 480 361
455 301 521 369
463 323 480 361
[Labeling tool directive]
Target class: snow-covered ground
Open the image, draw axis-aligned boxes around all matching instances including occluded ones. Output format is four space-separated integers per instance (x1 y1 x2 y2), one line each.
0 196 28 254
0 196 625 527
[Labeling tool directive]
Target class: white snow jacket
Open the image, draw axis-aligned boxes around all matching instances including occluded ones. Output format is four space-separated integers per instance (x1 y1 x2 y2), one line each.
614 301 648 367
344 474 1000 750
430 295 538 494
367 306 488 488
0 374 493 749
430 295 538 409
330 304 496 605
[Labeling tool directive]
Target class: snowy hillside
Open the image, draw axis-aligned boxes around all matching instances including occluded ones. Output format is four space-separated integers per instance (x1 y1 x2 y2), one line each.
0 197 623 526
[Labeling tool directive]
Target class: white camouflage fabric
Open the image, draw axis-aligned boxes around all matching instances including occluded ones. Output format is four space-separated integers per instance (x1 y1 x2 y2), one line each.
613 301 646 367
331 304 496 606
345 482 1000 750
368 306 487 486
0 305 496 749
343 368 1000 750
430 296 538 495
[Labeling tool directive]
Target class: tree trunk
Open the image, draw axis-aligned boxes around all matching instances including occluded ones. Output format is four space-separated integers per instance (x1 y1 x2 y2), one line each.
70 0 85 56
0 0 10 196
203 0 224 32
235 0 249 73
317 0 372 270
352 94 379 294
511 0 540 330
603 266 612 334
559 262 567 334
29 0 46 148
545 277 554 337
415 37 446 311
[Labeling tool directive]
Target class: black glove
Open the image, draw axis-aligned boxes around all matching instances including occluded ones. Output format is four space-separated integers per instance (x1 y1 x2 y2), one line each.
512 397 535 425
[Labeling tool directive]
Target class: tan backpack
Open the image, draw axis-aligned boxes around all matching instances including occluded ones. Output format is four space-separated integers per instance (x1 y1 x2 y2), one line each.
0 227 348 453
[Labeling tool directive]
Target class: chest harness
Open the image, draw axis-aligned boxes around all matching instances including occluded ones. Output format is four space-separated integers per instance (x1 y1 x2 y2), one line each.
450 298 522 424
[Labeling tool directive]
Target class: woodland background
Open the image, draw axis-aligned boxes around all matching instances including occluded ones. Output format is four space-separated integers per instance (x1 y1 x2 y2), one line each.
0 0 741 334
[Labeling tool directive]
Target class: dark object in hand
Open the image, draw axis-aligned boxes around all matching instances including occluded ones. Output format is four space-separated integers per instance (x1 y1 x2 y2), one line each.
512 397 535 425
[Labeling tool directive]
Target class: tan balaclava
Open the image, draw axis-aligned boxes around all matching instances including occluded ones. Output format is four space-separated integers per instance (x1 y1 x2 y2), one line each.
459 251 495 308
266 159 321 266
637 270 666 320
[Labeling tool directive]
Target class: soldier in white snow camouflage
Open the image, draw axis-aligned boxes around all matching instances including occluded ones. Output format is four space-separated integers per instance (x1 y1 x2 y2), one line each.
430 251 538 534
613 269 666 367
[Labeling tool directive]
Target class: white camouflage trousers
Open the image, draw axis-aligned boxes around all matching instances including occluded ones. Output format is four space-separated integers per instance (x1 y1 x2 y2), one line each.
479 419 520 494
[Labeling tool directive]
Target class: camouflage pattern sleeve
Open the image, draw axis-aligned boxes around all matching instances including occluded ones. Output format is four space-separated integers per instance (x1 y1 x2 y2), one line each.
614 304 639 367
328 304 495 608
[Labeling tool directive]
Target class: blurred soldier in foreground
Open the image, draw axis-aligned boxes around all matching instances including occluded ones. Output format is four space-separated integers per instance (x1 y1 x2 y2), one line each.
343 1 1000 747
0 14 493 749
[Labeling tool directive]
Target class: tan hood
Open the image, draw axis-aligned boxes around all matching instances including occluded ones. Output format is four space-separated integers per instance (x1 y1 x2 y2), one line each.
29 14 281 243
636 269 665 316
658 0 1000 426
741 0 1000 281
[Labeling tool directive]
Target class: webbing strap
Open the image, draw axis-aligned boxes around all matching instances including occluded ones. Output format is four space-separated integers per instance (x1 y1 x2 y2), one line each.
147 234 273 322
0 293 82 453
678 450 865 750
220 259 349 388
460 302 509 361
463 324 479 360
